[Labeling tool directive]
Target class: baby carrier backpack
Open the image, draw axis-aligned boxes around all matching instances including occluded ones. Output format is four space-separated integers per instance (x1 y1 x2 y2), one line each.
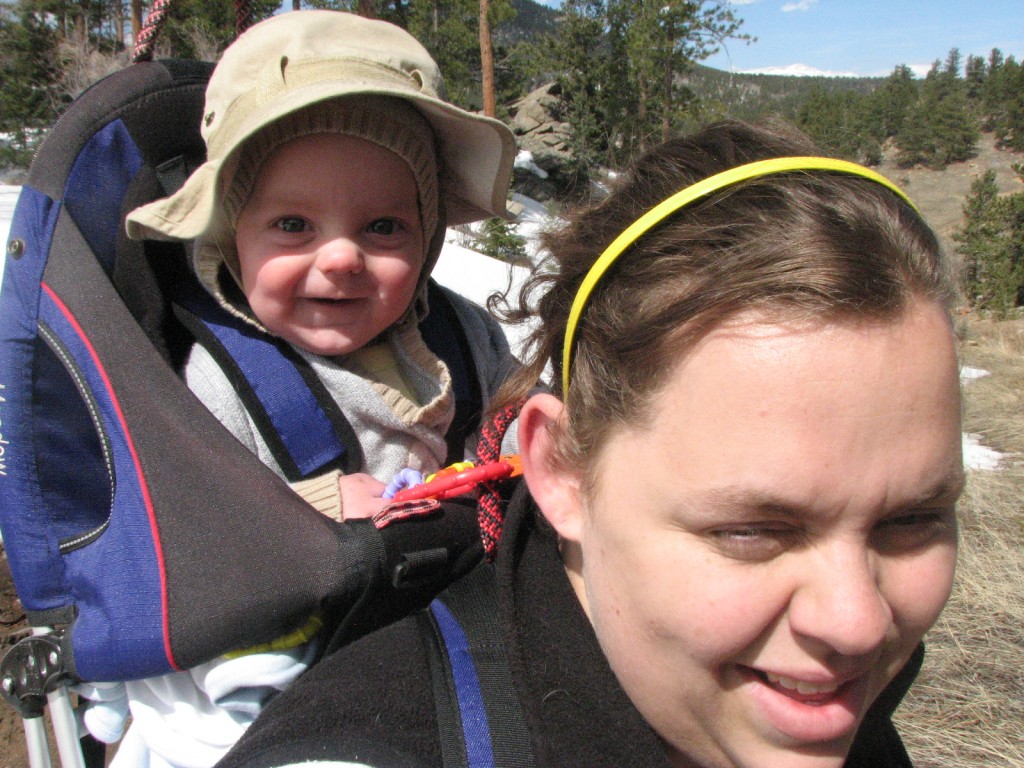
0 5 491 766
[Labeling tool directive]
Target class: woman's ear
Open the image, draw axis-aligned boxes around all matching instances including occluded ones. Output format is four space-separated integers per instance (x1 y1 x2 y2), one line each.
518 393 584 543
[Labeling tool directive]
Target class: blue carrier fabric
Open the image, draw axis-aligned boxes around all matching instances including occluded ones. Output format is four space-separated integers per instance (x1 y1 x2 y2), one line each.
0 59 482 688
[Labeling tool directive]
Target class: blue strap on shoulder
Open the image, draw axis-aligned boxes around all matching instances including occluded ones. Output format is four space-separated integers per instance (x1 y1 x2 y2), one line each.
429 599 497 768
426 566 536 768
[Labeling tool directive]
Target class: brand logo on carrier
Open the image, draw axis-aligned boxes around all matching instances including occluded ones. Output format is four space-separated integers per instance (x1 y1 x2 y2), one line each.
0 383 8 476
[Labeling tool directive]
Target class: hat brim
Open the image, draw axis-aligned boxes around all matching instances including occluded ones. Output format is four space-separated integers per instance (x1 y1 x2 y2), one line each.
126 81 516 244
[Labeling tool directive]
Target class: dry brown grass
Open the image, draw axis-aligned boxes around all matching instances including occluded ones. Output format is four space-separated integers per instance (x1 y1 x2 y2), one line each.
894 315 1024 768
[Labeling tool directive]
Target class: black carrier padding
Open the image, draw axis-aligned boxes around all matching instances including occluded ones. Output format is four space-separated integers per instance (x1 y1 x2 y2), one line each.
421 281 483 464
28 59 213 369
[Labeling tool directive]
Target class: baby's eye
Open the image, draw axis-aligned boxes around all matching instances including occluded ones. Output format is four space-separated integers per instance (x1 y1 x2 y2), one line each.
366 218 403 236
275 216 310 234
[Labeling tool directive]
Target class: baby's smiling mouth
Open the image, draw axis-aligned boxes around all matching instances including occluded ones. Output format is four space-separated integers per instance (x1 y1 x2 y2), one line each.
307 296 359 305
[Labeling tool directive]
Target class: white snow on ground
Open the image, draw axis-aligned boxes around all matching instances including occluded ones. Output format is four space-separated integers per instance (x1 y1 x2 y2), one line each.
434 236 535 358
0 185 18 288
960 366 1002 471
960 365 990 381
963 432 1003 471
0 184 1009 473
514 149 547 180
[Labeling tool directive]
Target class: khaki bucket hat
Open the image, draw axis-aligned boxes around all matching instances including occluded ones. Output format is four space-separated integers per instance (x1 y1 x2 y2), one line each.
126 9 517 245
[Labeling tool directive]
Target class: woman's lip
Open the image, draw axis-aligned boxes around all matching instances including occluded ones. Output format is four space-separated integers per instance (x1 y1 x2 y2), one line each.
741 666 870 743
763 671 843 700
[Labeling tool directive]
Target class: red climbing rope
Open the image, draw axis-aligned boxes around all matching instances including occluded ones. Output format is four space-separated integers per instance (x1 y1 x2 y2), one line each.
133 0 255 63
132 0 172 62
475 399 525 561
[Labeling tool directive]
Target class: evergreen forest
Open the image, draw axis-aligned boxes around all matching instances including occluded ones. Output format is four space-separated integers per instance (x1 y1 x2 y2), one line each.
1 0 1022 314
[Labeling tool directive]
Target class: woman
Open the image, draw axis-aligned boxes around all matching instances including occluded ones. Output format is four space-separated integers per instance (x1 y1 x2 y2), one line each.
216 120 963 768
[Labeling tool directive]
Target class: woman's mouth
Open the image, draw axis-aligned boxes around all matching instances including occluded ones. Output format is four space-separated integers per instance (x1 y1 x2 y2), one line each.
743 666 869 743
762 672 843 704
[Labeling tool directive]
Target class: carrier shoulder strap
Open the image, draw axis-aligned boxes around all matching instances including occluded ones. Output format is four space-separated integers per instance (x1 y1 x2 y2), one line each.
174 278 484 482
420 565 536 768
173 284 364 482
420 281 483 464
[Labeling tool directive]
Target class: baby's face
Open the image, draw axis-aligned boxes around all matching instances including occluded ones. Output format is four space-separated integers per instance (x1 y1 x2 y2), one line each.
235 133 425 356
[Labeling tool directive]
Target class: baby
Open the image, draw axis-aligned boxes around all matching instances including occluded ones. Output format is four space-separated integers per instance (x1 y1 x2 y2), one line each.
128 11 519 520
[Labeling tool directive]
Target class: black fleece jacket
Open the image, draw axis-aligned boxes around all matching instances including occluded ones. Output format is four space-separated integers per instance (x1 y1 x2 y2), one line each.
217 481 920 768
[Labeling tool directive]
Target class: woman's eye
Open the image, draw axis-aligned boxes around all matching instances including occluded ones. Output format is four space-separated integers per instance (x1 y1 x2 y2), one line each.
367 218 402 236
709 525 799 561
873 510 956 553
275 216 309 234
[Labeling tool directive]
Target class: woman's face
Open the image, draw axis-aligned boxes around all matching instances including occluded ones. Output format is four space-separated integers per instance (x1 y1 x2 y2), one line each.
551 299 962 768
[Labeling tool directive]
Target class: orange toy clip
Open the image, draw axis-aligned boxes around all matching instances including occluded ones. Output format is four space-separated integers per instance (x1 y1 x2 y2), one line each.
390 455 522 503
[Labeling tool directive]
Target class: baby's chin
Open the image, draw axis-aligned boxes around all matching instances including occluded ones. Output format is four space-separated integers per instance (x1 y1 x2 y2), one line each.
285 329 370 357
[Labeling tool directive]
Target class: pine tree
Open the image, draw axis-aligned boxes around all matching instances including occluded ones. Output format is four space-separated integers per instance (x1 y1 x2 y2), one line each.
547 0 747 175
0 1 65 166
964 53 986 103
988 56 1024 151
797 87 880 164
955 169 1024 317
895 52 978 169
873 65 917 139
547 0 610 190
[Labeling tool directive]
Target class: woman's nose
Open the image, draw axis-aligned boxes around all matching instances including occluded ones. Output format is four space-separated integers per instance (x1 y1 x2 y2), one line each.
315 236 363 274
787 544 893 657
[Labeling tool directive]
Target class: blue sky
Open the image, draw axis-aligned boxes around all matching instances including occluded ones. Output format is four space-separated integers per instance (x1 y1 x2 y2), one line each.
535 0 1024 78
705 0 1024 77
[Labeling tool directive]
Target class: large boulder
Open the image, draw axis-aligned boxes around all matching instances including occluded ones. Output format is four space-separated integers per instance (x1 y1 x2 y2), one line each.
508 82 578 201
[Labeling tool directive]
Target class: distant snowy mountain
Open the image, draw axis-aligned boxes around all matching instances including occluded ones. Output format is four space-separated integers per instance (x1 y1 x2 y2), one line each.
739 63 864 78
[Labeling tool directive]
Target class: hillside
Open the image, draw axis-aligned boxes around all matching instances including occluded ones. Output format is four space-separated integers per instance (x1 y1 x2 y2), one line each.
683 63 884 122
495 0 560 45
876 131 1023 246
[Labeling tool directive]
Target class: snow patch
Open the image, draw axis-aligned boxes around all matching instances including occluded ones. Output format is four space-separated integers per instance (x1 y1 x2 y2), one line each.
963 433 1002 471
960 366 990 381
514 150 547 179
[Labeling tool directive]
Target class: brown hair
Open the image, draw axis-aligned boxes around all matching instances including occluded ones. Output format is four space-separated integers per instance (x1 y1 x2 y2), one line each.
496 119 958 474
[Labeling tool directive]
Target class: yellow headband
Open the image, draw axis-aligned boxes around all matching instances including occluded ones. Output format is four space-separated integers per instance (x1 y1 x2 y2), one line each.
561 156 918 395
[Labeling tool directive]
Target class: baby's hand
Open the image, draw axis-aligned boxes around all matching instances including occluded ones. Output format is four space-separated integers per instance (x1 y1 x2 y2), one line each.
338 473 388 520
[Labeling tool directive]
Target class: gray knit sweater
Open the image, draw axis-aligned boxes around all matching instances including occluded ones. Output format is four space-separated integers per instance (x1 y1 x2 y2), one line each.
184 285 518 518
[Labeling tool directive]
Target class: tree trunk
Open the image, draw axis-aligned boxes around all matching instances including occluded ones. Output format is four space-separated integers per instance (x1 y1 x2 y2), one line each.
358 0 375 18
74 6 87 44
479 0 495 117
115 0 125 48
661 18 674 143
662 56 672 143
130 0 143 46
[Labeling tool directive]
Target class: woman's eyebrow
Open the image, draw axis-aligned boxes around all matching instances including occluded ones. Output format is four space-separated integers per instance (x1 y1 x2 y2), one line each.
688 487 806 518
690 468 966 518
903 469 966 508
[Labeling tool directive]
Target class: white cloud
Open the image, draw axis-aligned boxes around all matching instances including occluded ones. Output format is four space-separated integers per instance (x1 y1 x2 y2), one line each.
781 0 818 11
